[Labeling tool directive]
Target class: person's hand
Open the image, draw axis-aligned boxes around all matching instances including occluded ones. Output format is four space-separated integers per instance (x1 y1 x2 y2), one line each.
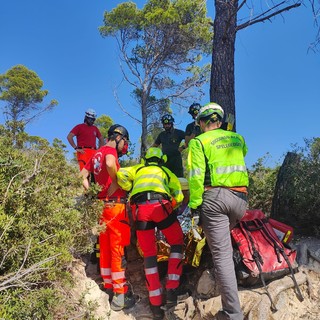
191 207 201 217
178 145 186 153
191 207 201 227
75 147 85 154
107 181 119 197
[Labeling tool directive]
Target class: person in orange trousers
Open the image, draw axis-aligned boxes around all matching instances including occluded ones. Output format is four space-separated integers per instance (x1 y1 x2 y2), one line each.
67 108 104 171
80 124 136 311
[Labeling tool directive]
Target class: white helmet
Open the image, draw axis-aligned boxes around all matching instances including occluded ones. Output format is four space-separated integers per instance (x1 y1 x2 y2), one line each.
85 108 97 119
196 102 224 124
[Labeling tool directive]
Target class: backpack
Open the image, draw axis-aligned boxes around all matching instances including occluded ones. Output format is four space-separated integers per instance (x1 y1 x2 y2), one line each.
231 209 303 310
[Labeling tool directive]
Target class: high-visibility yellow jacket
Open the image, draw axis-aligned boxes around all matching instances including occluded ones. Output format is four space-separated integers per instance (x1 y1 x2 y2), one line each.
117 162 184 208
187 128 249 209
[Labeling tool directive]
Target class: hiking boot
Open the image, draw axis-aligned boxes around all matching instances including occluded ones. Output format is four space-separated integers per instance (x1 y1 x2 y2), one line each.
150 304 164 320
166 287 190 307
110 292 136 311
101 287 113 302
216 310 231 320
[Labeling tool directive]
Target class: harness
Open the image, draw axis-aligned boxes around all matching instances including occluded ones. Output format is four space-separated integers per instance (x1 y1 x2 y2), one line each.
131 163 177 231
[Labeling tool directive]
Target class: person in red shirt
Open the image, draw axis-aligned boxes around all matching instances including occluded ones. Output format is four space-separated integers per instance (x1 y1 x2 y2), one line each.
80 124 136 311
67 108 104 171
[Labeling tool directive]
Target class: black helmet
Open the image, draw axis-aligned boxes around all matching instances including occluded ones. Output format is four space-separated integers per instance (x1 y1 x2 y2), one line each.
161 114 174 124
188 103 201 116
107 124 129 140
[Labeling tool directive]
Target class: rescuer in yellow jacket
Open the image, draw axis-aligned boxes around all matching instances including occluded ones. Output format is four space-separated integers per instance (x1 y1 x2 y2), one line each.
187 103 249 320
117 147 184 320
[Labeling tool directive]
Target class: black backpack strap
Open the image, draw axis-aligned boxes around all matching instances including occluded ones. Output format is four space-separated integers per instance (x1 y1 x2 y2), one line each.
254 219 304 302
241 221 278 312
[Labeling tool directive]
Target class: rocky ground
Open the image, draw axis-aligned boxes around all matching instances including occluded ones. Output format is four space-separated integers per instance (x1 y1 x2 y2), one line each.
70 236 320 320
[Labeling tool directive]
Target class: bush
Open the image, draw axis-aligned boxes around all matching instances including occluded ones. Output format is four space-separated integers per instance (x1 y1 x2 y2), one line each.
247 153 279 216
0 126 101 319
271 138 320 236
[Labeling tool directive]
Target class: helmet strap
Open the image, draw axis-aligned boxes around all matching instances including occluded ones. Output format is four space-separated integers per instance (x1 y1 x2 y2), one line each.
85 116 95 126
115 135 121 154
115 135 128 157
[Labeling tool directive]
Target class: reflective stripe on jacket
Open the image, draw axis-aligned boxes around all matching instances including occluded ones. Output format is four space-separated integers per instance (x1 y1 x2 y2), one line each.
187 128 249 209
117 163 183 207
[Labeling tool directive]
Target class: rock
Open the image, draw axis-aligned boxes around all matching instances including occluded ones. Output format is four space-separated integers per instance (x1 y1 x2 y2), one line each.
70 238 320 320
196 268 219 298
69 259 111 319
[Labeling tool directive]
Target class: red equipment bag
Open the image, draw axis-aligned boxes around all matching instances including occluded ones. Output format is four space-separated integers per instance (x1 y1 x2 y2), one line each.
231 209 303 310
269 218 294 244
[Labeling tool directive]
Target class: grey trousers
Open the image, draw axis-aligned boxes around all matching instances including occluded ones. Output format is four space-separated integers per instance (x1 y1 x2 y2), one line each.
201 187 247 320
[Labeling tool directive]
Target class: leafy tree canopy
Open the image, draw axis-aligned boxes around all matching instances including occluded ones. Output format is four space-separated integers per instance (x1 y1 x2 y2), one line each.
0 65 58 133
99 0 213 155
95 114 113 140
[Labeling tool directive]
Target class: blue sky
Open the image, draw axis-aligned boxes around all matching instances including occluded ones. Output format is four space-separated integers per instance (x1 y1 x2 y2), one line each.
0 0 319 168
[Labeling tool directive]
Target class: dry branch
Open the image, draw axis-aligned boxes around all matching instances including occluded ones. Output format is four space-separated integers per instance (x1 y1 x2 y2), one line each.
0 239 61 292
237 3 301 31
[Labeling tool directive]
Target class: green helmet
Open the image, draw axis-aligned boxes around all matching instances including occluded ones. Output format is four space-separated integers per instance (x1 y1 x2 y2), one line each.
144 147 167 164
196 102 224 124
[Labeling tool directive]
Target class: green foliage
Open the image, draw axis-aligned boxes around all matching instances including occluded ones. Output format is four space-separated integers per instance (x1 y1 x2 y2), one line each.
272 138 320 235
247 153 279 215
247 139 320 236
99 0 213 156
95 114 113 140
0 65 48 107
0 129 101 318
0 64 58 137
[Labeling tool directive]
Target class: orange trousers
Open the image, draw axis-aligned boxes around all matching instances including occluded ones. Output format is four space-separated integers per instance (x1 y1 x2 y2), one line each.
76 148 96 171
99 202 131 294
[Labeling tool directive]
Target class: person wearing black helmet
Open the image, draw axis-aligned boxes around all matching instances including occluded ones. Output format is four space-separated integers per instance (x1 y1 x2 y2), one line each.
67 108 104 171
185 103 202 147
153 114 185 178
80 124 136 311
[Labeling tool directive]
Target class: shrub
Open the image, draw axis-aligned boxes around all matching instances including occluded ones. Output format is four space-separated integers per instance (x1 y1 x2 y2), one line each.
247 153 279 216
0 126 101 318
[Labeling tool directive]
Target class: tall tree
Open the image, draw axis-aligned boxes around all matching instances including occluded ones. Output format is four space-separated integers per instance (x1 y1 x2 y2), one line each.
210 0 319 131
0 64 58 138
99 0 212 156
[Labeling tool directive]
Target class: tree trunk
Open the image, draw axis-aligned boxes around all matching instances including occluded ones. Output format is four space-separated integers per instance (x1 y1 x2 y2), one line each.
140 89 148 158
210 0 238 131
